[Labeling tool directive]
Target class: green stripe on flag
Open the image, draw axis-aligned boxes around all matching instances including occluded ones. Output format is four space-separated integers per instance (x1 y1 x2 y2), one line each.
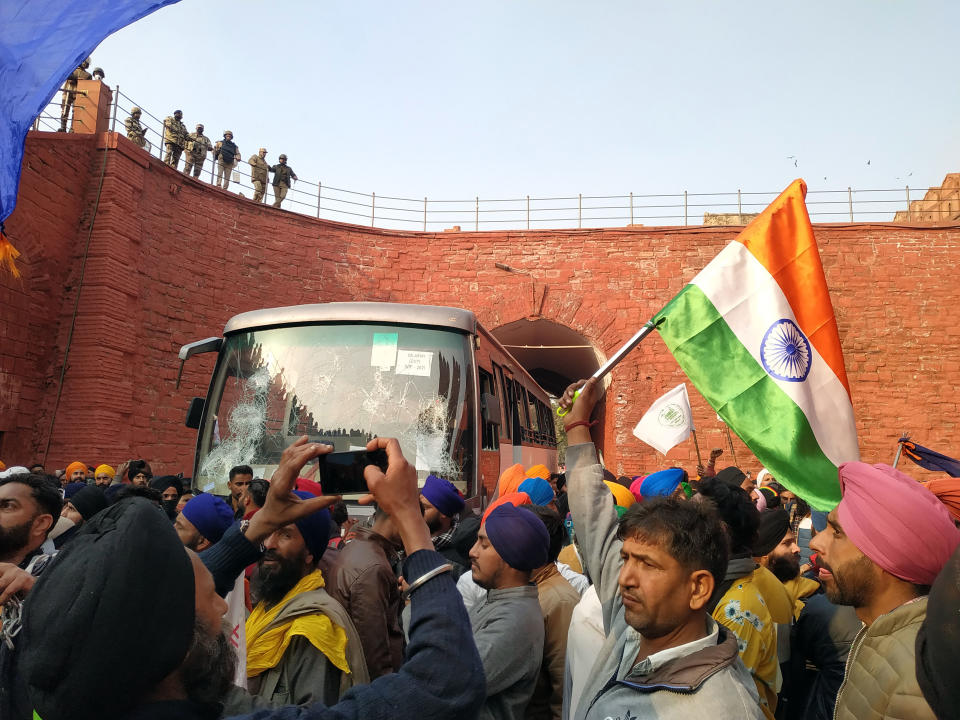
654 285 841 510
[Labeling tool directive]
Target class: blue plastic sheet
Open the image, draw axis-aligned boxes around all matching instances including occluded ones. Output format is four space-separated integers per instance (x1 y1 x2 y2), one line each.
0 0 182 223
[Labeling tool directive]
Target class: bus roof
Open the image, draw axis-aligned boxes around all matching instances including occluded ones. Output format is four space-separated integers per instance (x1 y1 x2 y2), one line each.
223 302 477 335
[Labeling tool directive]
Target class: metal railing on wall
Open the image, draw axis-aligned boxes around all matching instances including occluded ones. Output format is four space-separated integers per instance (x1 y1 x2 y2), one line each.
33 87 958 231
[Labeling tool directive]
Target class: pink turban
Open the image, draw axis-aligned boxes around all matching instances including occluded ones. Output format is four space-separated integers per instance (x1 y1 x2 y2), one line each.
629 477 644 503
837 462 960 585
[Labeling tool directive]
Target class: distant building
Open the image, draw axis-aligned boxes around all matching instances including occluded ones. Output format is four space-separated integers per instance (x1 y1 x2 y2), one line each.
703 212 759 226
893 173 960 223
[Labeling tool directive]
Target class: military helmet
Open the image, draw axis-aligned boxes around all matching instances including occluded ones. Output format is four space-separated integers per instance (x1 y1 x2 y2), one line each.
279 154 287 160
196 123 204 130
224 130 233 138
131 107 141 115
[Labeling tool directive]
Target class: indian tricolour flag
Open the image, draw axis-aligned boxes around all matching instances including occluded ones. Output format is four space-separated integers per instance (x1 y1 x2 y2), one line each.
653 179 858 510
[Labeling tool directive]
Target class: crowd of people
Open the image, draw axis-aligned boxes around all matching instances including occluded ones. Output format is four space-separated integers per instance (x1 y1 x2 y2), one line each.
1 378 959 720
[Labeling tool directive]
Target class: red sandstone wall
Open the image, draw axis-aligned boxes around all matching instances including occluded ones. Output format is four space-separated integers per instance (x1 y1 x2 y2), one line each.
3 130 959 491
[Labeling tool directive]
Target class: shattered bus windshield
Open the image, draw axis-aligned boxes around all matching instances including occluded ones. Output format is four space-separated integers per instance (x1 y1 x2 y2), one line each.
195 324 475 497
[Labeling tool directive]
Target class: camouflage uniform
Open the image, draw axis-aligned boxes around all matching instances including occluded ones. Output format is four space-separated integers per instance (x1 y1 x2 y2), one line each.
249 150 270 203
124 109 146 148
183 126 213 178
270 156 298 208
163 112 188 169
60 59 92 132
213 132 239 190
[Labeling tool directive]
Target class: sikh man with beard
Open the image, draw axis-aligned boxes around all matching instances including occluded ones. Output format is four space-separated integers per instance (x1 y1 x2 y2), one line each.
809 462 960 720
560 379 764 720
241 490 369 707
19 435 485 720
419 473 477 574
467 501 549 720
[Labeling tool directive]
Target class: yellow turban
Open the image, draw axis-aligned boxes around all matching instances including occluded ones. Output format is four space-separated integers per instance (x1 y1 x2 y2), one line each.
65 461 87 478
525 464 550 481
604 480 636 509
95 464 116 478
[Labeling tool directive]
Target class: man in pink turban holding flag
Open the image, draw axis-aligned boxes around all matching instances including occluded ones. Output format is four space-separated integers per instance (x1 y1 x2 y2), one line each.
810 461 960 720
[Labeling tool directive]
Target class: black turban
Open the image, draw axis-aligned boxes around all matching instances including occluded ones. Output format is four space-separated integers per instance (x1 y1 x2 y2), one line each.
69 485 107 521
715 466 747 487
753 508 790 557
21 497 195 720
916 542 960 719
150 474 183 496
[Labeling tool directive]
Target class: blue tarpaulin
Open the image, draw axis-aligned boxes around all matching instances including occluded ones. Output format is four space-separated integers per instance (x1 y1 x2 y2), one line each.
0 0 182 225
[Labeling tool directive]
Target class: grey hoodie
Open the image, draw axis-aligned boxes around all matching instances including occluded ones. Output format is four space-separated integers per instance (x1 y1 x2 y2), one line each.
566 442 765 720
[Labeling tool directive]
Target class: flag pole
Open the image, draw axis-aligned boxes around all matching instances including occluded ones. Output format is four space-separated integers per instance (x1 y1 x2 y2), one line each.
724 425 739 467
893 433 908 468
691 428 704 467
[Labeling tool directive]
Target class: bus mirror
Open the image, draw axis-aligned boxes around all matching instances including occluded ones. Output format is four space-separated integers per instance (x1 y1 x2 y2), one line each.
176 337 222 389
185 397 205 429
481 392 501 426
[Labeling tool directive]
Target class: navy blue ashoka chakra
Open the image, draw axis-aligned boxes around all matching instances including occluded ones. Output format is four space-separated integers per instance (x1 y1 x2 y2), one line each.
760 319 812 382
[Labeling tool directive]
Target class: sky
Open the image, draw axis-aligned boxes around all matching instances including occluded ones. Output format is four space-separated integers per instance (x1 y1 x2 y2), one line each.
64 0 960 227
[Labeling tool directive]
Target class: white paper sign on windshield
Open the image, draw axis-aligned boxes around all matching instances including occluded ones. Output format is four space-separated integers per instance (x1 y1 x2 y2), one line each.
371 333 398 369
396 350 433 377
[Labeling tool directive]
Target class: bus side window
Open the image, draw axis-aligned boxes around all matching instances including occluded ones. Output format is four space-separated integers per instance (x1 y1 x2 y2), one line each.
526 390 540 435
479 368 499 451
513 380 529 442
493 364 510 441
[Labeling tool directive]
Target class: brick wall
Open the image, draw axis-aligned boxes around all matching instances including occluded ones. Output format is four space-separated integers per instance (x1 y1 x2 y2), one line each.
3 130 959 489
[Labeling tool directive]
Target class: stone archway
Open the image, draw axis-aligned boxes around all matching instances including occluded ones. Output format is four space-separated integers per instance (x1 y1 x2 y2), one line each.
491 318 603 397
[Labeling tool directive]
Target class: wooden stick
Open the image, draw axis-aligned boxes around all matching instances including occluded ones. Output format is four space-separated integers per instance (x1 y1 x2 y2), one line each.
691 428 704 467
724 425 739 467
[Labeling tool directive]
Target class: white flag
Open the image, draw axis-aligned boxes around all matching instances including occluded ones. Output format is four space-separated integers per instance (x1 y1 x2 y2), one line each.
632 384 694 455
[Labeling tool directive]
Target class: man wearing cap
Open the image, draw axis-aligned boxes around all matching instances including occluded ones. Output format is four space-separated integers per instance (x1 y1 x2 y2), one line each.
162 109 187 169
175 494 235 551
467 501 549 720
809 461 960 720
327 504 405 679
270 154 298 208
124 107 146 147
249 147 270 203
214 130 240 189
19 435 485 720
182 123 212 178
560 378 765 720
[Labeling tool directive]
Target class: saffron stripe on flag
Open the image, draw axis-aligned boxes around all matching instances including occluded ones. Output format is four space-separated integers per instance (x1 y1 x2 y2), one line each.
656 284 842 510
689 241 859 468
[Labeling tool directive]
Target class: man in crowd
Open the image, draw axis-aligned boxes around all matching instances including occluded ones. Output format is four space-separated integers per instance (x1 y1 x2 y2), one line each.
59 57 91 131
124 107 146 147
249 147 270 203
522 504 579 720
162 109 187 169
468 501 549 720
128 459 152 486
152 476 184 519
64 461 86 485
57 485 107 546
93 464 114 487
0 472 62 719
227 464 253 516
183 123 213 178
420 473 477 573
328 504 405 679
560 378 764 719
214 130 239 190
809 461 960 720
175 493 235 552
271 154 298 208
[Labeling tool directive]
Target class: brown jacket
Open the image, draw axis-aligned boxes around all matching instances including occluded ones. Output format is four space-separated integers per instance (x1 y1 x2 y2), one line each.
527 564 580 720
325 525 404 679
834 596 936 720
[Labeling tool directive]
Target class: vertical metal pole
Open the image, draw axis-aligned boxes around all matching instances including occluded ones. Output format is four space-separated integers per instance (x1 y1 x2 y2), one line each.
316 182 322 218
737 189 742 219
476 196 479 232
684 191 688 226
578 193 582 228
111 85 119 132
629 192 634 225
526 195 530 230
939 188 943 221
423 197 427 231
893 439 904 468
906 186 912 221
371 192 376 227
847 187 854 222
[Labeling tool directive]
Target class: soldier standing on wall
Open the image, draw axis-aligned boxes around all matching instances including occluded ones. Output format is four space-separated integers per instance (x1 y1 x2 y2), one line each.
213 130 239 190
163 110 188 169
270 154 298 208
60 58 92 132
124 107 147 148
183 123 213 178
249 148 270 203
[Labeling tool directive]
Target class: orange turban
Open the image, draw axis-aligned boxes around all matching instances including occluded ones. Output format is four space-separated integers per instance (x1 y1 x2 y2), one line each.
483 491 531 523
925 478 960 523
525 464 550 481
65 461 87 478
604 480 636 509
498 464 526 496
0 460 5 472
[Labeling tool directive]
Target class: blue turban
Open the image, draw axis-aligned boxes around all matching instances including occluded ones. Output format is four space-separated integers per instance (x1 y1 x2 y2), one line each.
641 468 685 498
518 477 555 506
64 482 87 499
422 474 465 518
484 503 550 572
292 490 331 561
181 494 234 544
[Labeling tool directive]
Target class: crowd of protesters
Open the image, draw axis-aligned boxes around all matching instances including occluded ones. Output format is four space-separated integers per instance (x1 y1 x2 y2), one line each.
1 377 959 720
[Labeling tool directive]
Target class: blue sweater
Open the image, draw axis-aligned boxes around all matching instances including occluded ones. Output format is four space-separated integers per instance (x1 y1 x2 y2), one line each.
200 524 485 720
